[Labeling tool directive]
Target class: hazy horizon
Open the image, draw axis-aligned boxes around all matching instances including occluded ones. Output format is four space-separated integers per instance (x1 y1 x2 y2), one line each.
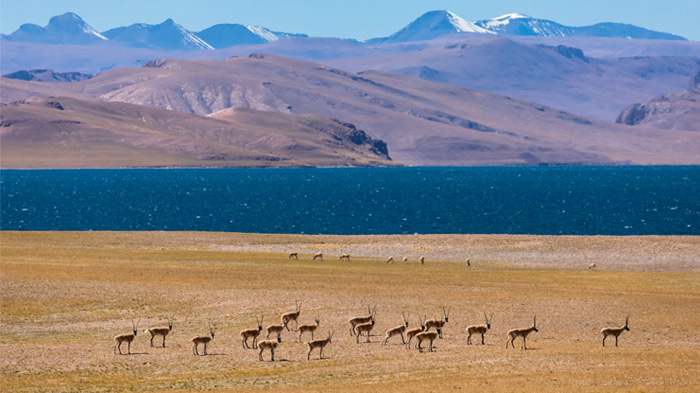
1 0 699 41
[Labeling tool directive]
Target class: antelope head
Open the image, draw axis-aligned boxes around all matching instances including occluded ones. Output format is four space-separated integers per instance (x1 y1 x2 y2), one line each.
209 322 216 339
402 312 409 328
624 315 630 331
532 316 538 333
132 318 140 336
484 312 493 329
256 315 264 331
167 316 174 331
442 306 451 322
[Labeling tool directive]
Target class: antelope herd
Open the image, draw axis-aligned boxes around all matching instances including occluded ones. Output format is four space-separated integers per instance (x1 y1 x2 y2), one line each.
115 306 632 361
111 251 626 361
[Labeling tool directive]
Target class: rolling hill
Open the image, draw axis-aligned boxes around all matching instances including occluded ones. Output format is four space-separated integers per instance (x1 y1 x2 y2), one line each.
0 96 394 168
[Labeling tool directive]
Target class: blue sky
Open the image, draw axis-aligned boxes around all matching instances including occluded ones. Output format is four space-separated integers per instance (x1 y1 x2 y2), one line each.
1 0 699 40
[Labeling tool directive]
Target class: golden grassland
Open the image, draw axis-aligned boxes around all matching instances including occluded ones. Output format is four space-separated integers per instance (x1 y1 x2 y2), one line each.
1 231 699 392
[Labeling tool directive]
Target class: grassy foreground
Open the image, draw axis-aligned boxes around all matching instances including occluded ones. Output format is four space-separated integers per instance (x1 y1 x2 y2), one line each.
1 231 699 392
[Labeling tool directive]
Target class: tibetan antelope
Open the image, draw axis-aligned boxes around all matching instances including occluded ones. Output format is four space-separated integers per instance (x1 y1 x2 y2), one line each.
266 322 285 341
348 305 376 336
144 316 173 348
313 252 323 260
386 256 394 264
601 316 630 347
415 330 439 352
307 330 333 360
425 306 451 339
340 253 350 261
289 252 298 259
241 315 263 349
298 316 320 342
402 257 408 263
465 258 471 267
281 300 302 331
383 312 409 345
589 262 597 270
113 319 140 355
258 336 281 361
467 312 492 345
506 316 538 349
191 323 216 356
355 316 376 343
406 314 426 349
419 256 425 264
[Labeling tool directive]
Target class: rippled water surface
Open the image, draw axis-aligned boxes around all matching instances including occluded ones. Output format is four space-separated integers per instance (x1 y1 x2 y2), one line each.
1 167 698 235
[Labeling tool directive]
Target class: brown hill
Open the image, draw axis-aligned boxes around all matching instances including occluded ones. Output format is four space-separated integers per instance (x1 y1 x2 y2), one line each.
0 96 394 168
3 54 700 165
616 69 700 131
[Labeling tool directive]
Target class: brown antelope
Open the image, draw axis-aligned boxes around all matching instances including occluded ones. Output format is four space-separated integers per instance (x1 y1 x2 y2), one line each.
307 330 333 360
383 312 409 345
601 316 630 347
144 316 173 348
589 262 597 270
340 253 350 261
465 258 471 267
415 330 439 352
313 252 324 260
425 306 451 339
355 317 375 343
266 322 285 341
406 314 426 349
348 305 376 336
298 316 320 342
467 312 492 345
281 300 302 331
402 257 408 263
386 256 394 264
240 315 263 349
506 316 538 349
113 319 140 355
289 252 298 259
419 256 425 264
191 323 216 356
258 336 281 361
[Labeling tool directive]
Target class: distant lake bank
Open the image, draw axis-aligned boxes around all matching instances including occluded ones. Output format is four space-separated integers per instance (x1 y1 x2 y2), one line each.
1 166 698 235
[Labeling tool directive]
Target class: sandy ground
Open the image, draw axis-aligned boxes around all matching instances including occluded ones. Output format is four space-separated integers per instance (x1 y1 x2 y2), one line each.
1 231 699 392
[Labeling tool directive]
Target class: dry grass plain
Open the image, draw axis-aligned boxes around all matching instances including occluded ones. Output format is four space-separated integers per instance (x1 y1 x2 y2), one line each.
1 231 699 392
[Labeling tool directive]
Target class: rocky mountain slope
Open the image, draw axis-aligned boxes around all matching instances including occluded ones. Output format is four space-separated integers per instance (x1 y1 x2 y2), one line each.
0 96 394 168
616 69 700 131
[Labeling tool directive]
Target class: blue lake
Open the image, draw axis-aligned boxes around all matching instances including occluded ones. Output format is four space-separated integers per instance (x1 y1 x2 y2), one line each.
1 166 698 235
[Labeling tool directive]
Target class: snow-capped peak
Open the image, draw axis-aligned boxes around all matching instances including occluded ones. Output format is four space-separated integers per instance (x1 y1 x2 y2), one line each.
245 25 280 42
380 10 493 43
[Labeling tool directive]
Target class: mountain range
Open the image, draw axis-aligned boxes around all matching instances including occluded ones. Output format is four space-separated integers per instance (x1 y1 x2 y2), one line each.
3 54 699 168
1 10 687 51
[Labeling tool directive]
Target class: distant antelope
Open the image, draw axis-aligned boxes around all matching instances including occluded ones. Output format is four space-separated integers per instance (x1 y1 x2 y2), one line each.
355 316 376 343
348 305 376 336
425 306 451 339
589 262 597 270
601 316 630 347
419 256 425 264
506 316 538 349
144 316 173 348
113 319 140 355
266 322 285 341
386 256 394 264
415 330 439 352
313 252 324 260
191 323 216 356
298 316 320 342
406 314 426 349
241 315 263 349
467 312 492 345
307 330 333 360
383 312 409 345
258 336 281 361
402 257 408 263
289 252 298 259
465 258 471 267
340 253 350 261
281 300 302 331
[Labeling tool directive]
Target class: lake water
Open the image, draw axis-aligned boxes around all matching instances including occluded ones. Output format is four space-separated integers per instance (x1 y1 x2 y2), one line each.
1 167 698 235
